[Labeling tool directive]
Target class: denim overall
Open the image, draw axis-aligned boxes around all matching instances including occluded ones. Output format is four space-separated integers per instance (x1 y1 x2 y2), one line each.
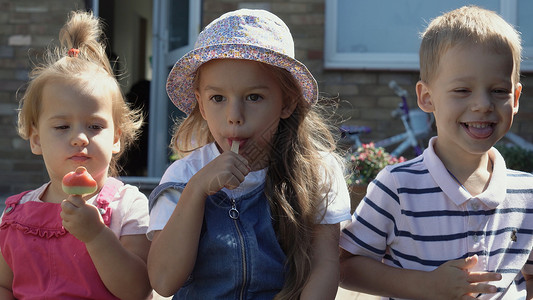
150 182 287 300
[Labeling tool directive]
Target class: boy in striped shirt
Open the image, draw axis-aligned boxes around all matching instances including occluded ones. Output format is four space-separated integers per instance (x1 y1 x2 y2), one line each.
339 5 533 300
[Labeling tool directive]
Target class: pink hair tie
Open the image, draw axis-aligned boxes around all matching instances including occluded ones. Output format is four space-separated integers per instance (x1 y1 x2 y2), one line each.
67 48 80 57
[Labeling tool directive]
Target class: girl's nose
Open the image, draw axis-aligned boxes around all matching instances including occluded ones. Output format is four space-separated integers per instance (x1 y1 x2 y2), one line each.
227 100 244 125
71 130 89 147
471 91 494 112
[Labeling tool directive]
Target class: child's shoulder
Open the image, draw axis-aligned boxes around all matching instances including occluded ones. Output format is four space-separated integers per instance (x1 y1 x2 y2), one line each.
319 150 344 168
116 183 148 202
88 180 147 209
162 143 217 184
371 155 430 190
6 183 49 206
505 168 533 176
504 168 533 185
385 155 427 175
5 190 33 203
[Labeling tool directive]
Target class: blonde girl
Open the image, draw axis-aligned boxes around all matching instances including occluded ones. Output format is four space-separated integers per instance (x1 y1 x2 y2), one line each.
0 11 151 299
147 9 351 299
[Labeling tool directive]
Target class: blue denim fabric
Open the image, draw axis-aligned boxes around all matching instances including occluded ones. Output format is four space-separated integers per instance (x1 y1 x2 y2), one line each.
149 182 287 299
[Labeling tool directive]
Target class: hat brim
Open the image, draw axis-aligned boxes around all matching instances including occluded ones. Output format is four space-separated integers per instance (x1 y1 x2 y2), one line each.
166 43 318 115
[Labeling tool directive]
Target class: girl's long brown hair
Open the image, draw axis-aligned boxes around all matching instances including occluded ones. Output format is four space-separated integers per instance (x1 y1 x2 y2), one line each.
171 61 339 299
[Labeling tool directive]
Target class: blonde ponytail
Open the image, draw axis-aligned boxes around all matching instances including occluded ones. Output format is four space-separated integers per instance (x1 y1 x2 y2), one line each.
17 10 143 177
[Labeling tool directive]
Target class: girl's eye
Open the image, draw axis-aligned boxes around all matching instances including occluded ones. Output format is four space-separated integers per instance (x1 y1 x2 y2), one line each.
492 88 510 94
453 88 469 93
247 94 262 102
210 95 225 103
89 125 104 131
54 125 69 130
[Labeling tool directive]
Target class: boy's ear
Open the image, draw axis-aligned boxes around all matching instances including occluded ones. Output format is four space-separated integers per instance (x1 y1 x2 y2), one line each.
280 99 297 119
513 83 522 115
416 80 434 113
112 129 121 154
29 126 43 155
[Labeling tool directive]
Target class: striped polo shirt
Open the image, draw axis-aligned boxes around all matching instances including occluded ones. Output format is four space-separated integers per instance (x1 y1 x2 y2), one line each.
340 137 533 299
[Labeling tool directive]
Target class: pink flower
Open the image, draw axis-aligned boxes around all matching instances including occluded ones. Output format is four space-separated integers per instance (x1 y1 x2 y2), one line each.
347 143 405 186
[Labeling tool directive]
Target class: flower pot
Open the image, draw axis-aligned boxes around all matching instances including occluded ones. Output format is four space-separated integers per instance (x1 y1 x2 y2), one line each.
349 184 368 214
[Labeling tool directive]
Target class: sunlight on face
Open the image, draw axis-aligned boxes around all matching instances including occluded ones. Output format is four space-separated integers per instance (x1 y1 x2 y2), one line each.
30 79 120 198
195 59 294 169
420 43 520 159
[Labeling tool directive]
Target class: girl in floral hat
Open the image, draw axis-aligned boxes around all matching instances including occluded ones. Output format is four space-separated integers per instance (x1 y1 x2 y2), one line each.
0 11 151 299
147 8 351 299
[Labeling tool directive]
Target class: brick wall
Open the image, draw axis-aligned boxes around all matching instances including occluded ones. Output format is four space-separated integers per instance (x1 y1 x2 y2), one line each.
0 0 85 200
1 0 533 200
201 1 431 146
201 0 533 153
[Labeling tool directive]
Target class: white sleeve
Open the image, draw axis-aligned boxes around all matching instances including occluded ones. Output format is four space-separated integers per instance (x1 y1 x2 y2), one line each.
116 186 150 236
146 188 181 240
339 167 398 259
318 153 351 224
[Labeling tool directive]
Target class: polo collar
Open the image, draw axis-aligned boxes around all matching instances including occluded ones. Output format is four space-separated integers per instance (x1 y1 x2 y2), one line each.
425 137 506 208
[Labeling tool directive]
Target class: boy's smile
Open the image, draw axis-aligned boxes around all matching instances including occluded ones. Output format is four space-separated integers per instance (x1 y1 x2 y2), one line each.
461 121 495 139
417 43 521 162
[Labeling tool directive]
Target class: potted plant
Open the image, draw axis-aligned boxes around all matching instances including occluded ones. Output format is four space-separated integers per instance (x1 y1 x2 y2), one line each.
346 143 405 212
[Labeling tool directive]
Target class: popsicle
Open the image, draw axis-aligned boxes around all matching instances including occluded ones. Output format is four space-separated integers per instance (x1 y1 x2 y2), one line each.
62 166 97 195
231 140 239 154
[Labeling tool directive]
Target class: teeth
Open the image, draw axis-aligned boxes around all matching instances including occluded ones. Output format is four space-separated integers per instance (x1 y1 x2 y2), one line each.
466 122 491 128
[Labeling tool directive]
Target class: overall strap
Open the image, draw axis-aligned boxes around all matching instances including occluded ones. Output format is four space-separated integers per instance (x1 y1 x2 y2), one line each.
148 182 186 212
3 191 32 214
96 178 124 226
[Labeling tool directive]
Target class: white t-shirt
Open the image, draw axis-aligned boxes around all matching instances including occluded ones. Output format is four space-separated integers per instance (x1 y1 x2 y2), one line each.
147 142 351 239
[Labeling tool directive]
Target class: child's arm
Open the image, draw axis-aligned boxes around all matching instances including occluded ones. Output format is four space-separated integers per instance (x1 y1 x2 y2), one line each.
0 252 14 300
300 223 341 299
148 151 249 296
147 184 206 296
61 195 152 300
524 272 533 300
340 250 501 300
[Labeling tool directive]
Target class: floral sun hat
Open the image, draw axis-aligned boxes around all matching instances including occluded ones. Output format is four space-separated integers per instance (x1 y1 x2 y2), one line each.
166 8 318 115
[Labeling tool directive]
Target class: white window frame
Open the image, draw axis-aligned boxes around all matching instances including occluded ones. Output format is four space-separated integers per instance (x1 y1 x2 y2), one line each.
147 0 201 180
325 0 533 71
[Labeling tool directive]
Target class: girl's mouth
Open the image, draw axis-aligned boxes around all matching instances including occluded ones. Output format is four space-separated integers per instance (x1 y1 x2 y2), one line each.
228 138 246 150
461 122 495 139
69 154 89 162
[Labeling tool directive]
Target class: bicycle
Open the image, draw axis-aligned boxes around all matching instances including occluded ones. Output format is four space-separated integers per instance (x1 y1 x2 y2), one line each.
340 80 434 158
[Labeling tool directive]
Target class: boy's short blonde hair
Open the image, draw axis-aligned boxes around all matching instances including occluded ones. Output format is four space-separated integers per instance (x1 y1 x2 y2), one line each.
419 5 521 84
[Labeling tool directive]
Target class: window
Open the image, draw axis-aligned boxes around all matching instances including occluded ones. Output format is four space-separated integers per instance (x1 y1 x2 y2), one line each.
516 1 533 66
325 0 533 71
148 0 201 180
